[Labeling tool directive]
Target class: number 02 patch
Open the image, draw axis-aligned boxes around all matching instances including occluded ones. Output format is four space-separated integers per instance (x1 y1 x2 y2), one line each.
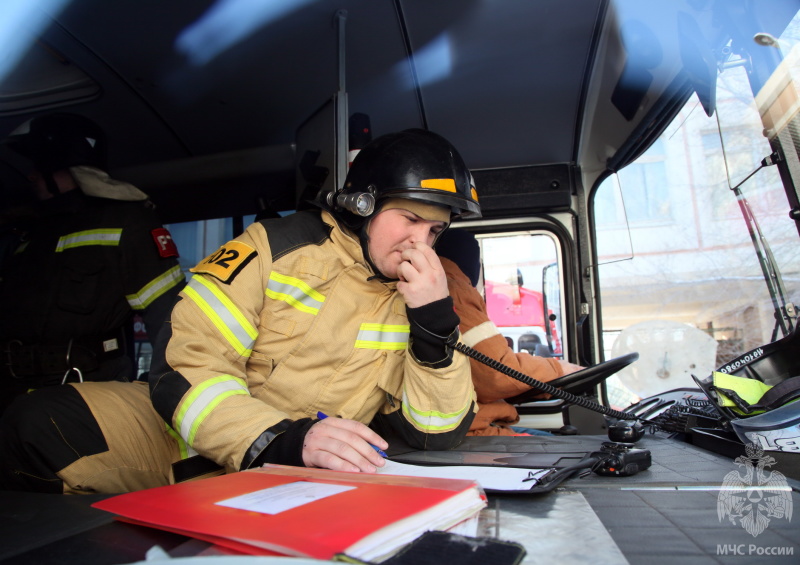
190 241 257 283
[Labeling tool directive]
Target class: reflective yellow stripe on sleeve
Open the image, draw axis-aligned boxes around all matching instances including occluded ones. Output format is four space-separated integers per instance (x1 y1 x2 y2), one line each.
265 272 325 315
401 387 470 432
355 323 409 350
126 265 185 310
55 228 122 252
183 275 258 357
166 423 198 460
175 375 249 446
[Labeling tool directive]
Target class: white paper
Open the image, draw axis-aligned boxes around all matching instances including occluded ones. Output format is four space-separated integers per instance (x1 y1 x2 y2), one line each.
215 481 355 515
377 459 550 491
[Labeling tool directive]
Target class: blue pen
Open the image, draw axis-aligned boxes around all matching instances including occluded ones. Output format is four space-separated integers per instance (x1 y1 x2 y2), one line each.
316 411 388 458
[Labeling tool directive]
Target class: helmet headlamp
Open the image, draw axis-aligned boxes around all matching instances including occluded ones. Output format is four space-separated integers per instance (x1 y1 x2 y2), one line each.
328 191 376 217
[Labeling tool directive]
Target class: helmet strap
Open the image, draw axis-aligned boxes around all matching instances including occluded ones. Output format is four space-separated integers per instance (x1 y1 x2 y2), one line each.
359 223 395 282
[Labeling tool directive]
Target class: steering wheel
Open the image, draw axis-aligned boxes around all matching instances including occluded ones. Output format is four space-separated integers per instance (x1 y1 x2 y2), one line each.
505 352 639 405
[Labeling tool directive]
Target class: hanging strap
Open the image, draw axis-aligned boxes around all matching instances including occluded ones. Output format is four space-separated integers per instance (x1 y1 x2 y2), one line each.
713 374 800 416
754 376 800 411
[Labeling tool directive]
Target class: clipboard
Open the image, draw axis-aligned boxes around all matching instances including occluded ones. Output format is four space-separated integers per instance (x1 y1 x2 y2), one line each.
390 449 590 469
377 458 555 493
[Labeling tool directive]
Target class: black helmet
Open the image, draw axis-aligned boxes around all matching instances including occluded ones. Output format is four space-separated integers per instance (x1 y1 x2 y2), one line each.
321 128 481 229
4 113 107 173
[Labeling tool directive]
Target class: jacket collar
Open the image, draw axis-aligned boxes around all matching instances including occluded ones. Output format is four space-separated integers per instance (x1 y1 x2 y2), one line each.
321 210 397 288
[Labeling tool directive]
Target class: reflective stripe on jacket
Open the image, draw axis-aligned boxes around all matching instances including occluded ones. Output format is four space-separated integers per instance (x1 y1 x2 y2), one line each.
441 256 564 436
151 210 473 472
0 191 184 359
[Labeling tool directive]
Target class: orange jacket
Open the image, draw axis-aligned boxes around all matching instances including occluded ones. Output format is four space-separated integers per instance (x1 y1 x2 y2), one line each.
441 257 564 435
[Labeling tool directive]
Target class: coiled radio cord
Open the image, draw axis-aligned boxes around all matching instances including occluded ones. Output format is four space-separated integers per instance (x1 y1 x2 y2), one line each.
449 341 651 423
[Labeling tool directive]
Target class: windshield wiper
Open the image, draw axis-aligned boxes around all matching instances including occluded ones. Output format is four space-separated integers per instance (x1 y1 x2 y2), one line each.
729 151 796 339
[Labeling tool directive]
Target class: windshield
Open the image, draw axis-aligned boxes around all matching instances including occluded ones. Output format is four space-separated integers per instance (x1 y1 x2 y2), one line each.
594 12 800 408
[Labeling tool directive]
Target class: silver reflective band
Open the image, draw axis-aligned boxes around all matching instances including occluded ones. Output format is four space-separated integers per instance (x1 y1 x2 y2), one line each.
175 375 249 446
55 229 122 252
184 275 257 356
265 272 325 315
355 323 409 350
401 387 469 431
126 265 184 310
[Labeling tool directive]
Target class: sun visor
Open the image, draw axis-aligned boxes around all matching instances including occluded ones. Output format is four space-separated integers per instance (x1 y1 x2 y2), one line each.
471 164 572 218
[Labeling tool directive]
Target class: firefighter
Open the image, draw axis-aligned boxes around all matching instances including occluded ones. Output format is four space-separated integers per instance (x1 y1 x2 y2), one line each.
0 128 481 494
436 228 584 436
0 113 185 415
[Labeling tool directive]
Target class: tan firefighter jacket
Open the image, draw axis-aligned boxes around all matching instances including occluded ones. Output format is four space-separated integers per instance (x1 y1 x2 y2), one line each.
149 210 475 472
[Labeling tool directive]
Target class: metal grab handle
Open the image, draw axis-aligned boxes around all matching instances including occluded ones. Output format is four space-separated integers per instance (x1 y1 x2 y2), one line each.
62 367 84 385
61 339 85 384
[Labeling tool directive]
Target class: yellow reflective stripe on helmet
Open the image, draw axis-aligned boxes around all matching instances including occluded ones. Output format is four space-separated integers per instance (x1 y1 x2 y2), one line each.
355 323 409 350
126 265 184 310
401 387 469 431
175 375 249 446
55 228 122 252
184 275 257 356
265 272 326 315
165 423 198 460
420 178 457 193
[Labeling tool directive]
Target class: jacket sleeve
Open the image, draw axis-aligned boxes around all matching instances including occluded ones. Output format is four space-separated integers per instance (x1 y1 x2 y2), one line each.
148 222 293 472
442 257 564 404
376 295 476 451
469 400 520 436
119 204 185 342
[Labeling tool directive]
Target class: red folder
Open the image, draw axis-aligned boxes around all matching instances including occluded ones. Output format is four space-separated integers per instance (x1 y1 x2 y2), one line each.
92 464 486 561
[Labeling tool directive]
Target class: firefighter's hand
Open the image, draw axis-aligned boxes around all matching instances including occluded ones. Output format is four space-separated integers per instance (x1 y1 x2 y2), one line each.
302 417 388 473
396 242 449 308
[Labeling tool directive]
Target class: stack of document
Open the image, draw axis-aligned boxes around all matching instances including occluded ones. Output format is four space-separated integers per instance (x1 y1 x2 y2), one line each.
92 464 487 562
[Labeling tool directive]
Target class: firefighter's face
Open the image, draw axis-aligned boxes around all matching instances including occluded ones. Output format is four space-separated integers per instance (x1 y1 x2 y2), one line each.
366 208 447 278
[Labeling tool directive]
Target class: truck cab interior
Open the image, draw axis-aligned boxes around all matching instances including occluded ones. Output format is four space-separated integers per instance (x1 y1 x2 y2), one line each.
1 1 799 563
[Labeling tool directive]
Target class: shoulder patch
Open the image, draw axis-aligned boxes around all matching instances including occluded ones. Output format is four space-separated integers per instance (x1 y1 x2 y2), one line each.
260 210 332 261
190 240 257 283
151 228 179 258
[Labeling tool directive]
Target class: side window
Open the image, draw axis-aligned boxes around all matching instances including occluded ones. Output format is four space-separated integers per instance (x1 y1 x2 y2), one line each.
617 139 671 224
476 232 565 359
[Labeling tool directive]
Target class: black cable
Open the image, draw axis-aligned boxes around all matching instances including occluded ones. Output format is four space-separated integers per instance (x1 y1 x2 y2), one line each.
449 341 652 423
409 317 656 424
